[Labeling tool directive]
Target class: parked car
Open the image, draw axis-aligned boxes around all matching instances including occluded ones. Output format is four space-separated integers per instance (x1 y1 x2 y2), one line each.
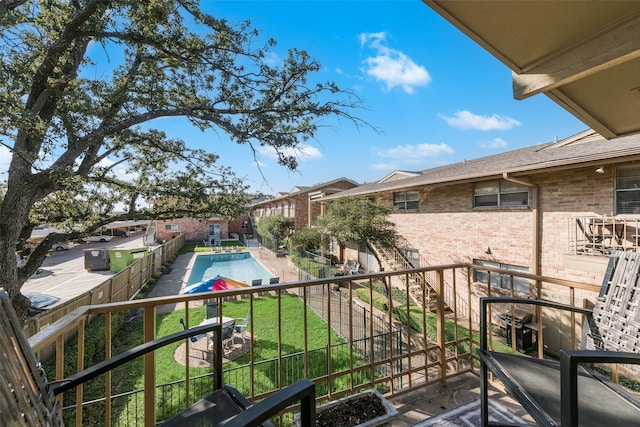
78 234 113 243
101 229 128 237
51 241 75 251
25 292 60 317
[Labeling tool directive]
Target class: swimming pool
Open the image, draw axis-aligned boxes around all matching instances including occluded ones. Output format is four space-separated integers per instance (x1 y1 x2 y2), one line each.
186 252 274 286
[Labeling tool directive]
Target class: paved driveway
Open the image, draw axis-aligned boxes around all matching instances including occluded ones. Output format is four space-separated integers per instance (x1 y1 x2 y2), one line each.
22 232 153 303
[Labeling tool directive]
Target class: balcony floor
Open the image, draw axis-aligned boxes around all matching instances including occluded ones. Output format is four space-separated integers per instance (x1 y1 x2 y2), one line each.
389 372 533 425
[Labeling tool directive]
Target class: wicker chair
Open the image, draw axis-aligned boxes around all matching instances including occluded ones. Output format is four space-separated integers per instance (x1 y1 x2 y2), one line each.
0 288 316 426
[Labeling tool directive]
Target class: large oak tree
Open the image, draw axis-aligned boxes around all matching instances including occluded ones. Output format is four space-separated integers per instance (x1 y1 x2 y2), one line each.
0 0 367 316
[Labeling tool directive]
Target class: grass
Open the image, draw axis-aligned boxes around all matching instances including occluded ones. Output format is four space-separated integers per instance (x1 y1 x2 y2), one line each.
355 284 516 356
107 294 360 423
289 253 344 277
178 240 245 254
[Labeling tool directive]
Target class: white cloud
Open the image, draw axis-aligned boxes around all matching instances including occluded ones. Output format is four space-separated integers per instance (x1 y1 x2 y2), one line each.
263 51 281 67
0 145 11 176
439 110 521 131
359 32 430 94
376 143 453 164
257 144 323 162
98 158 139 181
371 162 399 171
480 138 509 149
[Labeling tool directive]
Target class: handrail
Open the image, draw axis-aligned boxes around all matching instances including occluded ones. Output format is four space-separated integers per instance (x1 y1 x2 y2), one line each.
26 262 602 426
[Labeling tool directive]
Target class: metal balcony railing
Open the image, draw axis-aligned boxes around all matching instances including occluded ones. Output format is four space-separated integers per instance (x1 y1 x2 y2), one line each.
569 216 640 255
27 264 599 426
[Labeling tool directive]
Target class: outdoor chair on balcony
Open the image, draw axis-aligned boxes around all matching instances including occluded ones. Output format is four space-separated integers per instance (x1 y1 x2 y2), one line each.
479 251 640 426
0 287 316 427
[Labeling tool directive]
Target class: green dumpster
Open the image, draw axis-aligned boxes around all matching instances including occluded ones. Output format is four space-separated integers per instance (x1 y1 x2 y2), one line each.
109 247 148 272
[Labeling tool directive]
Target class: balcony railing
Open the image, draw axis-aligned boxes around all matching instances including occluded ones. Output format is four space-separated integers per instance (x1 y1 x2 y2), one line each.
28 264 600 426
569 216 640 255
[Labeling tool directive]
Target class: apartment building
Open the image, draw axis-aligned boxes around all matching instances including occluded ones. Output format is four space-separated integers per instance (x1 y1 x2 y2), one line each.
323 130 640 289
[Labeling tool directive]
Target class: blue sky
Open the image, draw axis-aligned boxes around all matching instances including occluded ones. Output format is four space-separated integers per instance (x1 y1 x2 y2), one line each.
193 0 587 193
1 1 589 195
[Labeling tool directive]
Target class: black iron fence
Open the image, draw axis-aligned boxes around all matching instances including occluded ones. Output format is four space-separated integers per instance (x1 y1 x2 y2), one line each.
64 332 402 426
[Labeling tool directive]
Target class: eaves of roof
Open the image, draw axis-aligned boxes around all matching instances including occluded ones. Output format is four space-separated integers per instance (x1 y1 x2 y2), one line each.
248 177 359 207
322 131 640 200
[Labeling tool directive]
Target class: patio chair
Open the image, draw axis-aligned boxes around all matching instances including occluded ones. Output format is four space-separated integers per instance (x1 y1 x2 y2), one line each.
252 278 263 286
179 317 208 359
234 309 251 345
269 277 280 284
0 287 316 427
576 218 607 253
347 262 360 275
205 301 219 319
221 319 236 351
479 251 640 426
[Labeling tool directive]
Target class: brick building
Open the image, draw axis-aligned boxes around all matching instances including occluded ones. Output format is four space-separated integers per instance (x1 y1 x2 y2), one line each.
155 216 229 244
323 130 640 289
249 177 359 232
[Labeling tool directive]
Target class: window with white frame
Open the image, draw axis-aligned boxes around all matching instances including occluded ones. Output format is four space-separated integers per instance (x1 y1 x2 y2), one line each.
615 164 640 215
473 259 530 294
474 180 529 207
393 191 419 211
164 224 178 231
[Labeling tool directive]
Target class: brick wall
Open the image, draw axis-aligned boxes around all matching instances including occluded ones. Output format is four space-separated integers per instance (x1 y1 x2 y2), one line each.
381 164 618 287
156 218 228 242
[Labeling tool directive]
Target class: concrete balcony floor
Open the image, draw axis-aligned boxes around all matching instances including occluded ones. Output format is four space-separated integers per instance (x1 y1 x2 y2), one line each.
388 372 533 425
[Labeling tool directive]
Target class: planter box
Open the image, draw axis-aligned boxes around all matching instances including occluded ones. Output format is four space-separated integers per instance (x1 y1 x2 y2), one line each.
296 389 397 427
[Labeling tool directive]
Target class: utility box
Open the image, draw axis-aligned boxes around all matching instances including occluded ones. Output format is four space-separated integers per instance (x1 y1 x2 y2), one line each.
84 249 111 271
109 247 148 272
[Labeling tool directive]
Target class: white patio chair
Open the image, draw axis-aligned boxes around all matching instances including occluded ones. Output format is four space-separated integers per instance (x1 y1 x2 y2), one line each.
233 310 251 344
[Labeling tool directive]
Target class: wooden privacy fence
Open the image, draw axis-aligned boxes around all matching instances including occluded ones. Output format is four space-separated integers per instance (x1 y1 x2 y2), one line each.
23 235 185 339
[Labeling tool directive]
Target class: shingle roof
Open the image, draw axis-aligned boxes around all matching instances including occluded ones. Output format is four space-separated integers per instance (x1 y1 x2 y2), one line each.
249 177 359 207
324 130 640 199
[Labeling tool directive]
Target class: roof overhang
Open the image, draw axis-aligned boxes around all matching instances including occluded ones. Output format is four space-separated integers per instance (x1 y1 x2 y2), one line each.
423 0 640 139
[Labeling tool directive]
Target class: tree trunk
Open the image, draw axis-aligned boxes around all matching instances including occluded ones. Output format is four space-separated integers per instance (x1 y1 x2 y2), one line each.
0 177 40 318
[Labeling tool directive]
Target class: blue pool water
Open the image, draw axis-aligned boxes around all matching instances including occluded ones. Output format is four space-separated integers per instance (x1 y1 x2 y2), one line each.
187 252 274 285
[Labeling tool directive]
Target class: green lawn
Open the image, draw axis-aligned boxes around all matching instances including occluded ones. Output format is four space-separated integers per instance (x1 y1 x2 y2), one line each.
115 294 358 422
355 284 516 355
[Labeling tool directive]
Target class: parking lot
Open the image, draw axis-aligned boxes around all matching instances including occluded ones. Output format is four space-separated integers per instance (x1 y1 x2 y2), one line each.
22 232 154 305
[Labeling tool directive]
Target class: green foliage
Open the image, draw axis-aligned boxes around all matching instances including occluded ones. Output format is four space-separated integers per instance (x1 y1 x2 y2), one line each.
315 197 399 249
256 215 293 246
287 226 322 252
0 0 369 302
178 244 198 254
290 253 340 277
